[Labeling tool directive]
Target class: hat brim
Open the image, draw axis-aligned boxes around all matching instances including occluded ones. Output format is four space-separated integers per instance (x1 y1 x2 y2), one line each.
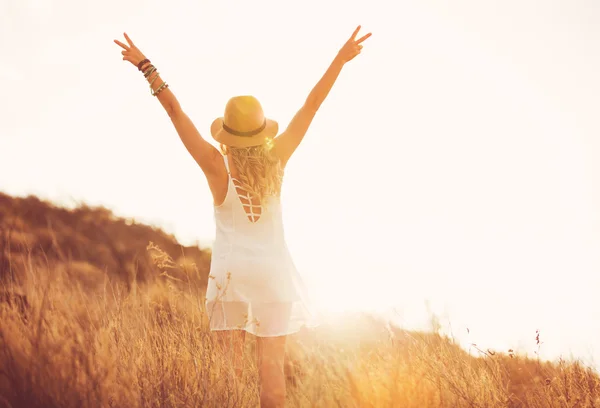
210 117 279 148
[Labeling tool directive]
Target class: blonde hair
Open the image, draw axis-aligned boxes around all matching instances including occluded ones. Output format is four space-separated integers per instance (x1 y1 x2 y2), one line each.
220 143 283 202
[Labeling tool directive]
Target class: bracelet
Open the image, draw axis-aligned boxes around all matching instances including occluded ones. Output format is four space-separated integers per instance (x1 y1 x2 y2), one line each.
149 71 160 87
154 84 169 97
144 65 157 78
152 81 169 97
153 81 168 96
137 58 150 71
142 64 155 75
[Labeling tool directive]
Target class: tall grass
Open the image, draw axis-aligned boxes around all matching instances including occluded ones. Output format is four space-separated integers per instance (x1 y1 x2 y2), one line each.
2 193 598 406
1 249 598 408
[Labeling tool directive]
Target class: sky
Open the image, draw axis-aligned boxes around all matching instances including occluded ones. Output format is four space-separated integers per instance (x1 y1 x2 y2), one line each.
1 0 599 365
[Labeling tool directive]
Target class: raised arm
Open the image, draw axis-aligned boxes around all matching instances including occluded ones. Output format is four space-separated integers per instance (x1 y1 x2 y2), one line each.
274 26 372 167
114 33 222 176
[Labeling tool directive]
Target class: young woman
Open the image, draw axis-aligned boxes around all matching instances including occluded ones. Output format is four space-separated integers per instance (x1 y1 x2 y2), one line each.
115 26 371 408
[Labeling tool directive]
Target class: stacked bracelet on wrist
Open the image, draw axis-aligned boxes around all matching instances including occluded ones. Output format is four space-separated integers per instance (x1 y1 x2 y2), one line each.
144 65 157 78
140 61 169 97
137 59 150 71
153 82 169 96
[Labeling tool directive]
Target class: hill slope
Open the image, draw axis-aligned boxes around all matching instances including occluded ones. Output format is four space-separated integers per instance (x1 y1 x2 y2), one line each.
0 192 211 292
0 192 599 407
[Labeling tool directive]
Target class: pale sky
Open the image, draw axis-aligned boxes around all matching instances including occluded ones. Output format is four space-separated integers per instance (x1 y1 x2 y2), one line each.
1 0 599 365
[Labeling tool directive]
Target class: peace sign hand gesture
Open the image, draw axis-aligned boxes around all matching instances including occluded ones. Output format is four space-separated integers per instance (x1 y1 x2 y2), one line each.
114 33 148 69
337 25 372 64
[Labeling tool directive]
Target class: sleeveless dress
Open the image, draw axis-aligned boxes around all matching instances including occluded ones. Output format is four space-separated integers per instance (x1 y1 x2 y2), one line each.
205 154 315 337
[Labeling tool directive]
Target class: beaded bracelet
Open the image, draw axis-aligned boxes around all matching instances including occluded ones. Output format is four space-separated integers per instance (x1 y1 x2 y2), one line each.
137 59 150 71
153 82 169 97
155 84 169 97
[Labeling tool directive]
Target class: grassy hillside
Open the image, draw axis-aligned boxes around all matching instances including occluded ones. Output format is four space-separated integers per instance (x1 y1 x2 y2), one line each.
0 192 211 293
0 192 599 407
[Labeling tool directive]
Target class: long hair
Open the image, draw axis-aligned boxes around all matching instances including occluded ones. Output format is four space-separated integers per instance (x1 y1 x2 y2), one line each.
220 143 283 202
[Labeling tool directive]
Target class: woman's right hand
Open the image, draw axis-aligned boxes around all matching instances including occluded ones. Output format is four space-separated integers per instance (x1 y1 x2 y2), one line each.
336 25 372 64
114 33 148 70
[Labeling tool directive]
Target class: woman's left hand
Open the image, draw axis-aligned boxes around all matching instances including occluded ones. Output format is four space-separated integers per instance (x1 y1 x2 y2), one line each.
336 25 372 64
114 33 148 69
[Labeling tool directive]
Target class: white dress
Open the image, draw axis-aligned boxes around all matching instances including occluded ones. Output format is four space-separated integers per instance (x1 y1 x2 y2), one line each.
205 154 315 337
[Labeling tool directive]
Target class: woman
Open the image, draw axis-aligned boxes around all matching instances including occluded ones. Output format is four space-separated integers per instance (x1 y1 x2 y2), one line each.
115 25 371 408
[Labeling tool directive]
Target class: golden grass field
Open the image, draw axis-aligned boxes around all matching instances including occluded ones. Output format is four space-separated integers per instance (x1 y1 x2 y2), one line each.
1 192 599 407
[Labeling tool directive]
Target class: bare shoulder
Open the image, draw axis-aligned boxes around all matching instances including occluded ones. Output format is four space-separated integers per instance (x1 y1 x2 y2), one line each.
272 105 317 168
202 146 228 175
205 153 230 206
272 134 287 165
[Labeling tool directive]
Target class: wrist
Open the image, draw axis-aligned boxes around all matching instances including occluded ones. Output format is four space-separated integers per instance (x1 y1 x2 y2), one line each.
140 61 152 72
333 54 345 67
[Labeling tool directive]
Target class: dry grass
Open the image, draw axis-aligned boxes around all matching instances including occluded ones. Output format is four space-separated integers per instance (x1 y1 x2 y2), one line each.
1 192 599 407
1 259 599 408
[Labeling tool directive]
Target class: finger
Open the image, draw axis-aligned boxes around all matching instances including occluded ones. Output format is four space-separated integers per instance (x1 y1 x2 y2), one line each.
124 32 135 47
355 32 372 45
114 39 130 50
121 50 128 56
350 25 361 40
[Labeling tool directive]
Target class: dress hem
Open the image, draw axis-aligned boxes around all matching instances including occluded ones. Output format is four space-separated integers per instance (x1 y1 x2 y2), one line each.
209 323 319 338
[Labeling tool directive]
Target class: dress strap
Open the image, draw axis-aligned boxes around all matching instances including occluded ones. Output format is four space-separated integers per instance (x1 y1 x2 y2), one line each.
223 154 230 174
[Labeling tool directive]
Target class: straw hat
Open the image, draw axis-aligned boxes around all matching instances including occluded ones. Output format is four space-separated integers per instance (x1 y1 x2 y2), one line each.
210 96 279 148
